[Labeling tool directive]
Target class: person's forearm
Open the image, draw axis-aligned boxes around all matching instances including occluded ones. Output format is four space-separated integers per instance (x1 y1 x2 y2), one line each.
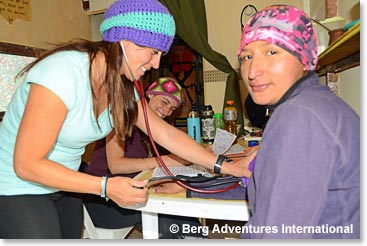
109 154 190 175
108 156 156 174
154 126 217 170
136 102 217 172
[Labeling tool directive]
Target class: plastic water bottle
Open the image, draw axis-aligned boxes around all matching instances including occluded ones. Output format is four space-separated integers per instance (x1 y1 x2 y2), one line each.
223 100 237 135
201 105 214 144
213 113 224 136
187 107 201 144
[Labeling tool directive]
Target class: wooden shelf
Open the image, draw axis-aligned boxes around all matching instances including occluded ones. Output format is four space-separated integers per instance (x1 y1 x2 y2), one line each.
316 22 360 76
87 9 106 15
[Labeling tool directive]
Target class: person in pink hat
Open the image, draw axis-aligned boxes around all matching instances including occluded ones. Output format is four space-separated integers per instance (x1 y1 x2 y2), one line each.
80 76 207 239
237 4 359 239
151 4 359 240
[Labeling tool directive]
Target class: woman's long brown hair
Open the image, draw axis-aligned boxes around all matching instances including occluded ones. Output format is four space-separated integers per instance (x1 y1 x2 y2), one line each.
16 38 138 141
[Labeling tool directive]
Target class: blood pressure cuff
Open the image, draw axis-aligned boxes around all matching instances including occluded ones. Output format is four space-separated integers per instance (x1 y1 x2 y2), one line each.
186 178 248 201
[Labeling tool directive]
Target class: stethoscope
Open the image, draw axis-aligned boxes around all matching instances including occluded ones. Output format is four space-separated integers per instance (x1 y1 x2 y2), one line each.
120 41 243 193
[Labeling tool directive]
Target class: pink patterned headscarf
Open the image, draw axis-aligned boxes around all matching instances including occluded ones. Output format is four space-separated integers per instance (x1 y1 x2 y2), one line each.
238 5 318 71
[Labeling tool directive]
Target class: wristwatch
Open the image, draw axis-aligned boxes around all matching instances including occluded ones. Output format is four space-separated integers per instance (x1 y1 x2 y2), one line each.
213 155 227 174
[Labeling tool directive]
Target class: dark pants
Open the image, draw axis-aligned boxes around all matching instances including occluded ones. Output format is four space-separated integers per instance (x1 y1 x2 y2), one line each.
0 192 83 239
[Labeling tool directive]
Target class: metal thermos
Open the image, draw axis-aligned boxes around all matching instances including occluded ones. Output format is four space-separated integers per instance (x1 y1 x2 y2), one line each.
187 107 201 144
201 105 214 144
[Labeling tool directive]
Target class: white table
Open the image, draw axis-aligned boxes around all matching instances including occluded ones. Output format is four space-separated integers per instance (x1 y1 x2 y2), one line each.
125 170 250 239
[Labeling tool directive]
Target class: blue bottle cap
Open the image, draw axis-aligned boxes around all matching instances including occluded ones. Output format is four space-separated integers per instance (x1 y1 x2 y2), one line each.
248 140 259 147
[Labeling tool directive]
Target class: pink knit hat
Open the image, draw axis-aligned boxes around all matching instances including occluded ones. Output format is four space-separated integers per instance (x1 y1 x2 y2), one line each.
146 77 184 106
238 5 318 71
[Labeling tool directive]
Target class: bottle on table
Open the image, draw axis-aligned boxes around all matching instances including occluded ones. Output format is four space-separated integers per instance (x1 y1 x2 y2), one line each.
213 113 224 136
201 105 215 144
223 100 237 136
187 106 201 144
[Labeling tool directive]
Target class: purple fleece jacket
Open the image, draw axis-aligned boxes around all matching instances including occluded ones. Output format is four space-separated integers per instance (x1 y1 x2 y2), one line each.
191 72 360 239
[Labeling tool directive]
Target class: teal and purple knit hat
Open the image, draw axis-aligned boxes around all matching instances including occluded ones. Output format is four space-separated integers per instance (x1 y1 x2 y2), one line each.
146 77 184 106
100 0 175 54
238 5 318 71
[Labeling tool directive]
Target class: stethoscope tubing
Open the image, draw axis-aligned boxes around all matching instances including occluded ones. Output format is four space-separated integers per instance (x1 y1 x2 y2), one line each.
120 42 242 193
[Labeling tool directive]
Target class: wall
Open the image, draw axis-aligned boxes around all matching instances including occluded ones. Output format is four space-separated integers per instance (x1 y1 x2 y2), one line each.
338 1 360 115
90 13 104 41
316 0 360 115
0 0 91 49
203 0 360 117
